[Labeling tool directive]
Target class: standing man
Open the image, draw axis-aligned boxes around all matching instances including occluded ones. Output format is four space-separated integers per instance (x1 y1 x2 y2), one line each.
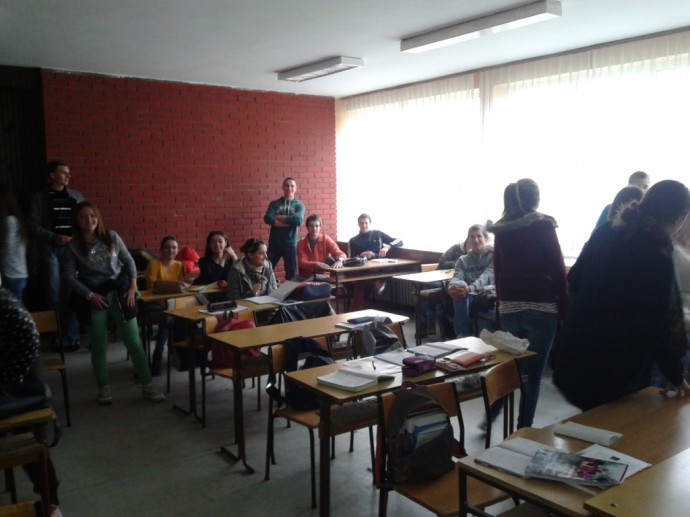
27 160 84 351
296 214 346 279
593 171 651 231
263 177 304 280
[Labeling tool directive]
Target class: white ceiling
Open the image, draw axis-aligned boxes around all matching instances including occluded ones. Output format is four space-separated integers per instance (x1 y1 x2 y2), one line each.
2 1 690 99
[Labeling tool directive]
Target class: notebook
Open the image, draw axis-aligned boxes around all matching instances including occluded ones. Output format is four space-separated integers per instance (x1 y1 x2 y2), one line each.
244 280 301 304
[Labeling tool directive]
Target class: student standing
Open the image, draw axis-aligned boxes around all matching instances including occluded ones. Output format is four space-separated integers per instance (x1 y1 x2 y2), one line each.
27 160 84 350
63 201 165 405
488 179 568 427
553 180 690 410
0 187 29 301
263 177 305 280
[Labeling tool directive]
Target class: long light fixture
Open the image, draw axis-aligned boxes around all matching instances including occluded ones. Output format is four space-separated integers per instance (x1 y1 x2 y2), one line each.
401 0 562 54
278 56 364 82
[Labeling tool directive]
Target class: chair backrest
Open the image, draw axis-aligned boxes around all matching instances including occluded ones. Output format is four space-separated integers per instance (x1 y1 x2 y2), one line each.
480 359 525 448
30 311 59 334
0 501 41 517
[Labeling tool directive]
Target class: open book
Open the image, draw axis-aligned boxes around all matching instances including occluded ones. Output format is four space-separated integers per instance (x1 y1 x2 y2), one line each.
525 448 628 488
244 280 301 305
317 366 395 392
411 342 468 358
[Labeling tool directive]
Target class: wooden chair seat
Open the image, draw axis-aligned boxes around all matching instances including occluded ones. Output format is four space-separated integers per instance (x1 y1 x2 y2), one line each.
392 465 506 517
0 501 41 517
0 409 55 435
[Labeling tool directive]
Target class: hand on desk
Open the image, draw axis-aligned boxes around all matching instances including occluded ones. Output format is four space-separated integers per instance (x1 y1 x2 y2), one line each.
661 379 690 399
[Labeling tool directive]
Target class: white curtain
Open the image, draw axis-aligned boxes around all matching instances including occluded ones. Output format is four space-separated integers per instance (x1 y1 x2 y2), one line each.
336 30 690 257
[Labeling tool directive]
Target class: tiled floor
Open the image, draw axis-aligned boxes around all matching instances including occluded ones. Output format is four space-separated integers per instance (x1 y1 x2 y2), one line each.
3 309 580 516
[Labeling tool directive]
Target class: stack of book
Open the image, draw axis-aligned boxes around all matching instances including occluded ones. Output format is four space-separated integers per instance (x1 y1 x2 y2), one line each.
404 409 448 448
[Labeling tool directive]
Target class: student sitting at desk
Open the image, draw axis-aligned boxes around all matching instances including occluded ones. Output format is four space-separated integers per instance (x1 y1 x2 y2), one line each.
347 212 402 260
296 214 346 280
347 213 403 309
144 235 194 375
447 224 495 338
227 238 277 300
196 231 237 286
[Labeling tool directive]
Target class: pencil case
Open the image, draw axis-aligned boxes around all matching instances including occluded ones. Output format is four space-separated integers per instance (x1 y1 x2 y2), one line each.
207 300 237 312
450 351 486 368
402 355 436 377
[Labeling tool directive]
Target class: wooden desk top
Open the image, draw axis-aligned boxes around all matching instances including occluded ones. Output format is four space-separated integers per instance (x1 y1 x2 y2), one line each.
139 285 223 304
584 446 690 516
163 299 278 323
287 336 535 404
207 309 409 350
458 387 690 516
393 268 453 284
319 258 420 276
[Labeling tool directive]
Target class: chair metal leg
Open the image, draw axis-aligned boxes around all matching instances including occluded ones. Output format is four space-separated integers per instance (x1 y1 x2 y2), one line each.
309 429 317 509
59 369 71 427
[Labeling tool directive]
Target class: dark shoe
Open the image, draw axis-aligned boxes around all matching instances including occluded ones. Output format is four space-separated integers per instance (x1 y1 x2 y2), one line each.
150 352 163 377
67 339 80 352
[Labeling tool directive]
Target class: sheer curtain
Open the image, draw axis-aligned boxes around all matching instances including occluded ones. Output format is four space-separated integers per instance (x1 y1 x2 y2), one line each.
336 30 690 257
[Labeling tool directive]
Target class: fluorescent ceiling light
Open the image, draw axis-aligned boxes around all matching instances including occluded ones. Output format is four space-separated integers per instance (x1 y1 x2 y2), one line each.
401 0 562 54
278 56 364 82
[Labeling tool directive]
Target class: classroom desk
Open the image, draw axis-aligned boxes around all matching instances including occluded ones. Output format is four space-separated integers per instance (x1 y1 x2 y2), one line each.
315 258 421 312
458 387 690 517
287 336 535 517
207 308 409 474
394 268 454 345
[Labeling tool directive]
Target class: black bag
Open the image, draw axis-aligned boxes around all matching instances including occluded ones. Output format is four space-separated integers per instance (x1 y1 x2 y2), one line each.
282 337 334 410
269 300 335 324
385 386 455 483
384 386 455 483
473 287 497 313
356 320 400 357
343 257 365 267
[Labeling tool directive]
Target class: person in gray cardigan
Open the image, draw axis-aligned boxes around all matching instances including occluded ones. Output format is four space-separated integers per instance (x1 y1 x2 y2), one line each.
227 238 278 300
62 201 164 405
27 160 84 350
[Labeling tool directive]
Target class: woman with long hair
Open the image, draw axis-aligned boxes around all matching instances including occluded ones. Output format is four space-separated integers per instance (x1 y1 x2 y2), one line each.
63 201 165 405
488 179 568 427
553 180 690 410
0 186 29 300
196 231 237 285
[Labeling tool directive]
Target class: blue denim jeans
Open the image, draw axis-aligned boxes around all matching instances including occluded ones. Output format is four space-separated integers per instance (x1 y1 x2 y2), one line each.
268 243 297 280
42 246 80 344
498 309 558 428
3 277 27 302
453 296 494 337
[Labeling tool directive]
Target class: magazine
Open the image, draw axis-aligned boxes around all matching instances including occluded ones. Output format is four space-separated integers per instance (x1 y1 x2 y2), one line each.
525 448 628 488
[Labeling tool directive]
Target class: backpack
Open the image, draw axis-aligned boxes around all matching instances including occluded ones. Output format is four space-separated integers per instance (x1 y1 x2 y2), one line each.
282 337 334 410
384 385 456 483
208 312 258 369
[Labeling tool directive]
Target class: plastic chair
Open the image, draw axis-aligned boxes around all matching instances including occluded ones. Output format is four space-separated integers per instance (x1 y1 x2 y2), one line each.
376 383 508 517
480 359 526 449
264 343 377 509
30 311 70 427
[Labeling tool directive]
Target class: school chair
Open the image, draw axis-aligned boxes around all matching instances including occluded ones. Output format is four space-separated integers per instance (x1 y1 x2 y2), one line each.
375 382 508 517
30 311 70 427
480 359 526 449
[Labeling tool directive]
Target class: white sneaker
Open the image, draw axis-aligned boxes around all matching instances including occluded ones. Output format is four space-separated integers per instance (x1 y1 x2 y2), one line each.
98 385 112 405
143 383 165 402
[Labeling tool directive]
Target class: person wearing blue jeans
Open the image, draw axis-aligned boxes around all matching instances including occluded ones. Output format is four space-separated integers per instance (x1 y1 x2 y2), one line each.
488 179 568 428
447 224 495 338
27 160 84 349
263 177 305 280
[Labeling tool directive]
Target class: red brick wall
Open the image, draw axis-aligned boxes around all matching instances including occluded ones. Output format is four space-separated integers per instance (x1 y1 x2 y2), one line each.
41 71 336 277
